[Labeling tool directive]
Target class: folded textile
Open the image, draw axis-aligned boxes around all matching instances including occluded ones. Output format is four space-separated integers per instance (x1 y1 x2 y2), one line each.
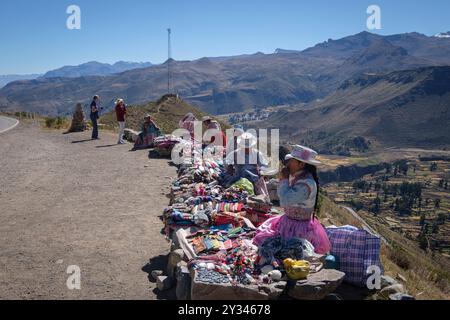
259 236 307 265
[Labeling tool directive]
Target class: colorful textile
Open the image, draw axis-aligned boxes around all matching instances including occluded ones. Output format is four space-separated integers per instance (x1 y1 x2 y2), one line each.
253 215 331 254
259 236 305 265
277 170 317 216
231 178 255 196
326 226 383 286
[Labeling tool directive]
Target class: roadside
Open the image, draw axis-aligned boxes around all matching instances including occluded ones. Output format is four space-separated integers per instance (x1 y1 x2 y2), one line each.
0 115 19 134
0 120 177 299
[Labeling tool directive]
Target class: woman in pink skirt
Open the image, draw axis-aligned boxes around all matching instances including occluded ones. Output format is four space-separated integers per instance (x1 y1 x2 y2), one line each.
253 145 331 254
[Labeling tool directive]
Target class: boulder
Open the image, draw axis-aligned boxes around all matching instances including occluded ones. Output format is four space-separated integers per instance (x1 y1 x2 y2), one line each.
287 269 345 300
123 129 139 142
157 275 175 291
166 249 186 278
379 284 406 300
151 269 164 280
389 293 415 300
380 275 398 289
67 103 87 133
176 265 192 300
190 269 286 300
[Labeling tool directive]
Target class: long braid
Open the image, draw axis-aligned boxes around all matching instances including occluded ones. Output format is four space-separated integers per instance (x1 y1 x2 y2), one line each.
304 164 320 219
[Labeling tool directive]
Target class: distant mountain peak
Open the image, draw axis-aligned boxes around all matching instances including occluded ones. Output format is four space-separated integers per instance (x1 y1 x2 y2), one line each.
41 60 152 78
274 48 301 54
434 31 450 38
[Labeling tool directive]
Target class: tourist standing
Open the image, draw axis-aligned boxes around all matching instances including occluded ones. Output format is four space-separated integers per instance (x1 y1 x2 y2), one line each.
115 99 127 144
90 95 100 140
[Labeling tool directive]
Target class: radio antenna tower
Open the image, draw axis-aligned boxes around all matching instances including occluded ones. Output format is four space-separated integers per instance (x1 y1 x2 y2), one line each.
167 28 172 94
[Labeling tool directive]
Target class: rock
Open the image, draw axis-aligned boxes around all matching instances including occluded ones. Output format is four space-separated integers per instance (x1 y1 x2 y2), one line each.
379 284 406 300
123 129 139 142
389 293 415 301
67 103 87 133
380 275 398 289
190 269 286 300
166 249 186 278
157 275 174 291
151 270 164 281
268 270 282 282
287 269 345 300
176 265 191 300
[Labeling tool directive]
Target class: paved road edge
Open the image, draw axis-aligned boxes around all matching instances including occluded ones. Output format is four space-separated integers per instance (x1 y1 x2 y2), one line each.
0 117 19 134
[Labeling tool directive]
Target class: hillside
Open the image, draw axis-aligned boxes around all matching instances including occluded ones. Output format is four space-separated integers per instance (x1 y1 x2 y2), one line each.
100 95 227 134
2 31 450 117
320 195 450 299
257 66 450 151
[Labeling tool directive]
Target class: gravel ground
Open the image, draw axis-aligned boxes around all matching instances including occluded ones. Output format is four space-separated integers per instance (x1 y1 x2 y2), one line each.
0 120 177 299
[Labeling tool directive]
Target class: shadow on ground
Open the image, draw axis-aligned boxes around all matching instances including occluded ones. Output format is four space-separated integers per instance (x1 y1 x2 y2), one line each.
72 139 94 144
142 254 177 300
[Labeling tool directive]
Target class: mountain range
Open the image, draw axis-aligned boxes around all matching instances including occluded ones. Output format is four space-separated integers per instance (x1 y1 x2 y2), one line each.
258 66 450 150
0 31 449 148
0 61 152 88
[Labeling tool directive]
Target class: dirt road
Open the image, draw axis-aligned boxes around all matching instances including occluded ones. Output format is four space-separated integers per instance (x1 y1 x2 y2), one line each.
0 120 177 299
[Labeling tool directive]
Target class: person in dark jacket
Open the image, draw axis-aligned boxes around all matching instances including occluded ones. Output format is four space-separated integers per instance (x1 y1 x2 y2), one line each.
90 95 100 139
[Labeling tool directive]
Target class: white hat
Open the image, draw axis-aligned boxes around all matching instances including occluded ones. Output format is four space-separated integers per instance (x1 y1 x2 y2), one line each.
285 145 321 165
202 115 212 122
115 98 124 105
237 132 257 149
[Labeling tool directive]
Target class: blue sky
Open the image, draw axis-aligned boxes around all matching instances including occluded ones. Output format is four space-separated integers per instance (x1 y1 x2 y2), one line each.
0 0 449 74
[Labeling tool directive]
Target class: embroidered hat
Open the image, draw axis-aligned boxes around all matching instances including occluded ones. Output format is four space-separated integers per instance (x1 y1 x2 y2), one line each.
285 145 321 165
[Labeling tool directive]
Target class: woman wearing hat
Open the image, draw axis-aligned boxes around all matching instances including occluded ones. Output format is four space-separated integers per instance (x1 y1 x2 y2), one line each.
115 99 127 144
253 145 331 254
133 114 162 149
223 132 270 197
202 116 226 149
179 113 198 140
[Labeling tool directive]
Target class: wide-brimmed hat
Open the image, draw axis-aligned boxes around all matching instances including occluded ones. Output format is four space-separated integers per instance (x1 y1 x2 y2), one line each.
237 132 257 149
285 145 321 165
202 116 212 122
115 98 124 105
144 114 152 119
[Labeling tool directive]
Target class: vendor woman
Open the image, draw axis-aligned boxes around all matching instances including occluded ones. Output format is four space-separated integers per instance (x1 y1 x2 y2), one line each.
253 145 331 254
223 132 269 198
133 114 161 149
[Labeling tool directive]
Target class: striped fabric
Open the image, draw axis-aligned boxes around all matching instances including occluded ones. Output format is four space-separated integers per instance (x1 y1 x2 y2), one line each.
326 226 384 286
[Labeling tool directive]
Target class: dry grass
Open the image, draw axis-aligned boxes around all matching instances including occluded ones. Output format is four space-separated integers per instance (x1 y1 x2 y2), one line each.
100 95 229 134
322 195 450 300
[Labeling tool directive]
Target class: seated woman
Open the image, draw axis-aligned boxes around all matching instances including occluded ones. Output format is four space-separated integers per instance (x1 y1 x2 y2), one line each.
134 115 162 149
253 145 331 254
222 132 269 198
178 113 198 140
202 116 227 150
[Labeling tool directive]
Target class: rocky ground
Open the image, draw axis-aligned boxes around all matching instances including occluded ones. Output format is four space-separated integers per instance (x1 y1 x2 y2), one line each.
0 120 177 299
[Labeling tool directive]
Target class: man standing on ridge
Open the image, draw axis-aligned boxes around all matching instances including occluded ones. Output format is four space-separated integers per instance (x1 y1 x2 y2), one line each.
90 95 101 140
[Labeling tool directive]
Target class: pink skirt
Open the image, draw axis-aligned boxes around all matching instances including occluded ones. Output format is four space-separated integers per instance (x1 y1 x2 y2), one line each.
253 215 331 254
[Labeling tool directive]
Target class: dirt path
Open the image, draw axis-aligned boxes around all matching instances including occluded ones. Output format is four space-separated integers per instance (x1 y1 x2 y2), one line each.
0 121 177 299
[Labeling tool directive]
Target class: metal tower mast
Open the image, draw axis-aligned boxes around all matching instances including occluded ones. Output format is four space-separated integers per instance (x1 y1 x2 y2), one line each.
167 28 172 94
